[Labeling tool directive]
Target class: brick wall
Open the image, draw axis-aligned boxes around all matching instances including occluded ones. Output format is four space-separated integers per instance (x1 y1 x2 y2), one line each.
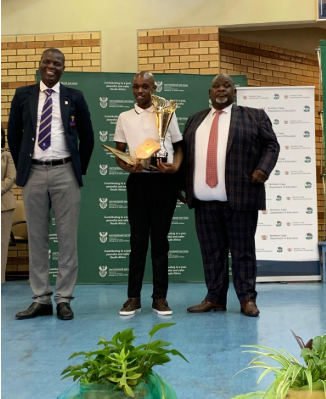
219 36 323 239
1 32 101 278
138 27 219 74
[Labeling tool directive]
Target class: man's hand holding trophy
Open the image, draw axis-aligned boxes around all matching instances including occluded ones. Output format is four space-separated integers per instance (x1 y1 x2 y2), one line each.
135 94 178 172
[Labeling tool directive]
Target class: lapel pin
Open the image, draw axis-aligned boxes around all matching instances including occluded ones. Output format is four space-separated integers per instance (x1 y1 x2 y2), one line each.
65 101 69 105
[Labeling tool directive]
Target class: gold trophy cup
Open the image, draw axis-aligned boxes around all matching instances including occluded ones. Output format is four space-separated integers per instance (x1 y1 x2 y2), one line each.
150 94 178 166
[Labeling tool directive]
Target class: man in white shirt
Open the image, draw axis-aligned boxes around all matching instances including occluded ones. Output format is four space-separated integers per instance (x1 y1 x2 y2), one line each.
114 71 183 316
8 48 94 320
181 74 279 317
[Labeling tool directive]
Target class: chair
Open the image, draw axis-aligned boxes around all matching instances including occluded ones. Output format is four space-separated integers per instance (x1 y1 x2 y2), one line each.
10 199 28 244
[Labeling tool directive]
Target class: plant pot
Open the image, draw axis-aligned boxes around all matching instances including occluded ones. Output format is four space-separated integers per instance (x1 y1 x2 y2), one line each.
286 390 325 399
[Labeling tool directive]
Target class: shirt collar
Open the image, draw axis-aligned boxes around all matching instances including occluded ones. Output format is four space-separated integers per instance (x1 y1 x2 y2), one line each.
211 103 233 116
40 80 60 94
134 103 155 114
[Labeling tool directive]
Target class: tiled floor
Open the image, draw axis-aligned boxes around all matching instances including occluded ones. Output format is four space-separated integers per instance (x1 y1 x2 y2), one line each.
1 281 325 399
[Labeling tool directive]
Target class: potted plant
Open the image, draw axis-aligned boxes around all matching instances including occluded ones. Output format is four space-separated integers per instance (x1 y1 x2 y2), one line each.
58 323 188 399
230 332 326 399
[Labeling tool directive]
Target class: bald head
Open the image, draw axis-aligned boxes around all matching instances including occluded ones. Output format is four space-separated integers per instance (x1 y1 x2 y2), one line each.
209 73 236 110
132 70 157 109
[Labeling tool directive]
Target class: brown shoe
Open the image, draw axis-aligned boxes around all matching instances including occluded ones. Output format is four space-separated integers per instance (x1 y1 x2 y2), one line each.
152 298 172 315
187 300 226 313
241 300 260 317
119 298 141 316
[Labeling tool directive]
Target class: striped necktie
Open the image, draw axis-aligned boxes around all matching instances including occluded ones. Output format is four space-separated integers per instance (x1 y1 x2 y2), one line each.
206 110 223 188
38 89 53 151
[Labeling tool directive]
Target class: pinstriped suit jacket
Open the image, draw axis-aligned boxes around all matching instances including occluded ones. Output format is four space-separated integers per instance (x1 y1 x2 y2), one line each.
182 105 280 210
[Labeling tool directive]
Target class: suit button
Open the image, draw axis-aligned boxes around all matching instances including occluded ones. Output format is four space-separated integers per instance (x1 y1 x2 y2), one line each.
29 154 32 157
32 138 35 141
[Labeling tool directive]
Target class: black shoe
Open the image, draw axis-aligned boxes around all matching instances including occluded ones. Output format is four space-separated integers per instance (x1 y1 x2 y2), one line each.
15 302 53 319
119 298 141 316
57 303 74 320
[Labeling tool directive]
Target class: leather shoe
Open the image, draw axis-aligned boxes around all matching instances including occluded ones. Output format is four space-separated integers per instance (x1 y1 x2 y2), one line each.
57 303 74 320
15 302 53 319
241 300 260 317
187 300 226 313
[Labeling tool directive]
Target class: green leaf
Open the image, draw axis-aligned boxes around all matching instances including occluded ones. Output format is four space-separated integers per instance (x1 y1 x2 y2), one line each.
148 323 176 338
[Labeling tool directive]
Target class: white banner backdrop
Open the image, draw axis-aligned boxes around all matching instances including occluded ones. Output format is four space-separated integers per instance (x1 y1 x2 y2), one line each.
237 86 320 282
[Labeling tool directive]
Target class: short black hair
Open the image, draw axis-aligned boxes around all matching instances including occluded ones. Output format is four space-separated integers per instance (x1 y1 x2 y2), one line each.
41 48 65 65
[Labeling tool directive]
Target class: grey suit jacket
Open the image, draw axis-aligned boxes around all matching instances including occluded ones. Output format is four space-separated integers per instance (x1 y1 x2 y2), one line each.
1 150 16 212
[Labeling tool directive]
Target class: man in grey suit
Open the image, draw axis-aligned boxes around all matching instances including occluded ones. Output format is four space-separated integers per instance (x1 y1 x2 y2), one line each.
8 48 94 320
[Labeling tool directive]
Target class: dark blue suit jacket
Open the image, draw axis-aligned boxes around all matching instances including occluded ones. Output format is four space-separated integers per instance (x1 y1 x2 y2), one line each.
182 105 280 210
7 82 94 187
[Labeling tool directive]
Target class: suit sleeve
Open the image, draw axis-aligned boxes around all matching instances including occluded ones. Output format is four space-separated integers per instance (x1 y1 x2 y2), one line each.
7 90 24 169
255 109 280 176
1 153 16 195
75 92 94 175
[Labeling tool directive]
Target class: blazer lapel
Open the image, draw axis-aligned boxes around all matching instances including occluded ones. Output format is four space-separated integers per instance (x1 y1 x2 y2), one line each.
28 83 40 133
60 84 70 134
226 104 239 154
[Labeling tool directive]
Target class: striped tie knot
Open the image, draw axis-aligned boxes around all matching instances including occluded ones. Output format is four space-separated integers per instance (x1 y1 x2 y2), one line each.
44 89 53 97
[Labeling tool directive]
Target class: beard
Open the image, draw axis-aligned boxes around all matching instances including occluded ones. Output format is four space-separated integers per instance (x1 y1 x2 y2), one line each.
215 97 228 104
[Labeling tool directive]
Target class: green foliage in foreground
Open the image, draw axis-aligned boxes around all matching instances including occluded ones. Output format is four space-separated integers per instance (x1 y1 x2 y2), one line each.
235 333 326 399
61 323 188 398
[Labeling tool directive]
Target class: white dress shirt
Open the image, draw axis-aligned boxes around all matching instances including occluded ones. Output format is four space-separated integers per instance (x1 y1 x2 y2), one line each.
33 81 70 160
193 103 233 202
114 104 182 169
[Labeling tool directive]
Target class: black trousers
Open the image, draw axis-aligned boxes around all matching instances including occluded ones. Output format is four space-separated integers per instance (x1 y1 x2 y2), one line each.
126 173 178 299
195 200 258 305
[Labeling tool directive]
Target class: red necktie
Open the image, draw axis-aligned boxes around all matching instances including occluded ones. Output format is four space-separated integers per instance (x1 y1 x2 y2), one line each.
206 110 223 188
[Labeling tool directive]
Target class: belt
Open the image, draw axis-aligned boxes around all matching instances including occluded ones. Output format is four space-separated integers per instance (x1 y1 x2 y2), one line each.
31 157 72 166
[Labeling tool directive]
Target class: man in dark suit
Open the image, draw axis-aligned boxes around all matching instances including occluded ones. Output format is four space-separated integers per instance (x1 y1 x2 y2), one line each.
181 74 279 317
8 48 94 320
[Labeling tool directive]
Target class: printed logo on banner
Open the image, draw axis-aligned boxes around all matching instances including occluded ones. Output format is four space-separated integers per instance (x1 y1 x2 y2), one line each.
155 81 163 92
273 119 279 125
277 247 283 252
285 171 289 175
286 196 291 200
99 232 108 243
284 95 288 99
284 120 288 124
303 131 310 138
306 233 313 240
276 221 282 227
304 156 311 163
285 146 289 150
306 207 313 214
287 248 292 252
274 94 279 99
243 96 247 100
276 195 282 201
99 266 108 277
99 97 108 108
261 210 268 214
286 222 291 226
99 164 108 175
99 198 108 209
303 105 310 112
305 182 312 189
261 235 268 240
99 131 108 142
274 170 280 176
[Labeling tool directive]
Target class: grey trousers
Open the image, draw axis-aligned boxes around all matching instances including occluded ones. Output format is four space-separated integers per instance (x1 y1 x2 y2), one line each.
22 162 81 305
1 209 14 283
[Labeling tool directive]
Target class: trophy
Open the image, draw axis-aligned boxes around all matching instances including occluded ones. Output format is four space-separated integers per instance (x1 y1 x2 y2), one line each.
150 94 178 166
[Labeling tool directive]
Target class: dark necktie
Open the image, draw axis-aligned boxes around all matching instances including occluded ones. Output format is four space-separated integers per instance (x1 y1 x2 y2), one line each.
206 110 223 188
38 89 53 151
